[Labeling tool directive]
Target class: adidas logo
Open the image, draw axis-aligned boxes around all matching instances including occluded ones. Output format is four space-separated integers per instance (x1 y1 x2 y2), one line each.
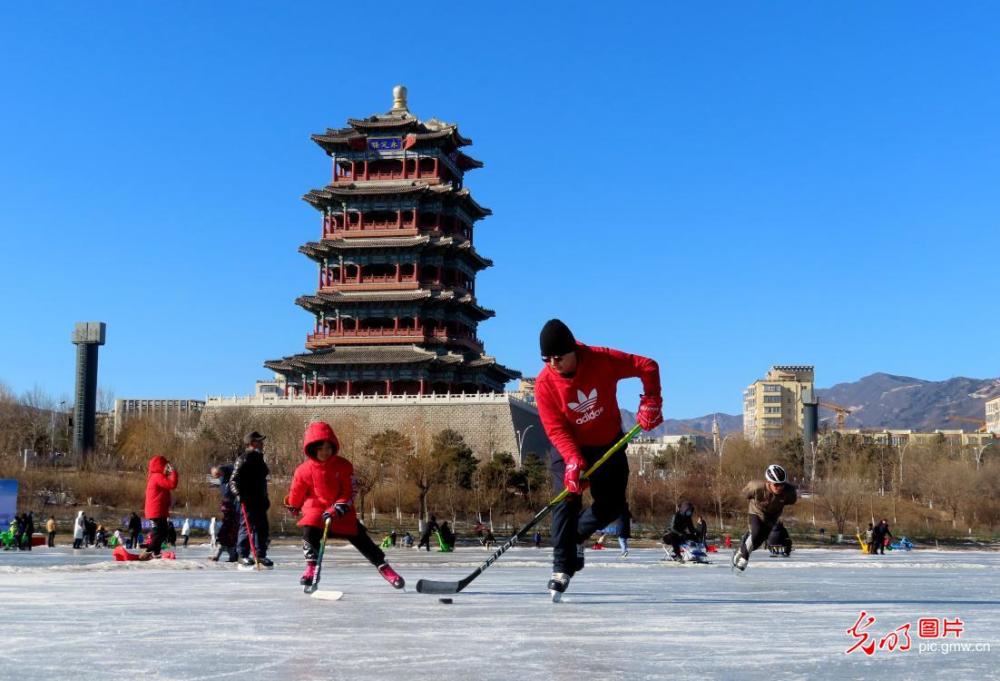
568 389 599 414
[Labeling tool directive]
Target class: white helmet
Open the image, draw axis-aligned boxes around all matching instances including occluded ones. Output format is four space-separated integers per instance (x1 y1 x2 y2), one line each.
765 464 786 484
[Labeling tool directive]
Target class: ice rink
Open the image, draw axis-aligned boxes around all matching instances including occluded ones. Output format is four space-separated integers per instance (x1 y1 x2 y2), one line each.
2 543 998 680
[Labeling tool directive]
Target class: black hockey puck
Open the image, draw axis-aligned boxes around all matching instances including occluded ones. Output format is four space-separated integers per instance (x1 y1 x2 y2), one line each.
438 598 453 604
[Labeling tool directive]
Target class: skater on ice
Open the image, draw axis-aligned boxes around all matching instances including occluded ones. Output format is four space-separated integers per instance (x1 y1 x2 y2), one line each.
230 431 273 569
284 421 405 590
534 318 661 600
732 464 797 572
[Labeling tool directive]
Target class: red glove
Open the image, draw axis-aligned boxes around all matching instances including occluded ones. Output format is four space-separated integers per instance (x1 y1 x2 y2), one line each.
563 454 589 495
637 395 663 431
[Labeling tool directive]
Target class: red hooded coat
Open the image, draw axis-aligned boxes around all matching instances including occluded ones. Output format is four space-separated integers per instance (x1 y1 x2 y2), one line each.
286 422 358 536
144 455 178 519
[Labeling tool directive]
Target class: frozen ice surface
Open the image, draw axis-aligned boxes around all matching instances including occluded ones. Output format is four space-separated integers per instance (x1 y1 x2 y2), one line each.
2 544 998 680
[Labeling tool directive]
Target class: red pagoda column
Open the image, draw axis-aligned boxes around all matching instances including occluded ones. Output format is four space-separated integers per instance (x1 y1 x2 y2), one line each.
345 379 352 396
385 379 392 395
419 378 426 395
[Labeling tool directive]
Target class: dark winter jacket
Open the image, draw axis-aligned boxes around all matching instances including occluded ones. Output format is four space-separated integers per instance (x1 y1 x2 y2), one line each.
666 502 698 540
128 513 142 534
144 455 179 519
743 480 797 522
230 447 270 510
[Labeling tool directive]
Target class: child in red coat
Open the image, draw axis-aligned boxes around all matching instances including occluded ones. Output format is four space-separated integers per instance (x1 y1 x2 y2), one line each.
142 455 178 558
284 421 404 589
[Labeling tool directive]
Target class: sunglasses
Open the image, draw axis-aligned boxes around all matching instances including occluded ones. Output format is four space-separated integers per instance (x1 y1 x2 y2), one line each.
541 352 572 363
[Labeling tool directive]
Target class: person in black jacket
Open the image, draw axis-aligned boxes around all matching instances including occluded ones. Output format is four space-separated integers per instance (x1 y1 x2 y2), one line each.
418 515 438 552
872 519 893 555
696 515 707 546
230 431 272 568
662 501 699 561
127 512 142 549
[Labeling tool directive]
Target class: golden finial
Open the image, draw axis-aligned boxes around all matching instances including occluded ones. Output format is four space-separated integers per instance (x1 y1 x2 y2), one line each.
392 84 408 111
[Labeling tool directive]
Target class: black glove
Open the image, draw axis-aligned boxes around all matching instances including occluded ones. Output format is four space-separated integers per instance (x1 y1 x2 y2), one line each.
322 503 350 522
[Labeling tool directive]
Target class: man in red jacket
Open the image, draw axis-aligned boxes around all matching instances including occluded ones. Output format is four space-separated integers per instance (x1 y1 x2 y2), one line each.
142 455 178 559
535 319 662 600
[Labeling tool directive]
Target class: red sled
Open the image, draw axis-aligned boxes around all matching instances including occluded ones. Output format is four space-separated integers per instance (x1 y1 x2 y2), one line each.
114 545 176 561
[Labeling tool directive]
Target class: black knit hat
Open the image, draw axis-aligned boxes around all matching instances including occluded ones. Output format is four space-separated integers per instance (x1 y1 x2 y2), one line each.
539 319 576 357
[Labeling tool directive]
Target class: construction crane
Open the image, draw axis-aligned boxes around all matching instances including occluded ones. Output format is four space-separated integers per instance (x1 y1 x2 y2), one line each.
819 401 853 430
946 415 988 433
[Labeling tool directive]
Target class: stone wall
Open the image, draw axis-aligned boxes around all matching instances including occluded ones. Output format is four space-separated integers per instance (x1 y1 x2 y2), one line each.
202 393 552 464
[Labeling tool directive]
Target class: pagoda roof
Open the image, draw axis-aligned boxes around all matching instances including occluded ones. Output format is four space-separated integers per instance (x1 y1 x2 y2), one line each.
266 345 463 369
312 107 473 154
296 288 495 320
303 181 491 219
264 345 521 381
299 236 493 269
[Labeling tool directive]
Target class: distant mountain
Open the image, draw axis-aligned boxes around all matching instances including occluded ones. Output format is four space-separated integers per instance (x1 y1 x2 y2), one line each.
620 410 743 438
619 372 1000 436
816 372 1000 431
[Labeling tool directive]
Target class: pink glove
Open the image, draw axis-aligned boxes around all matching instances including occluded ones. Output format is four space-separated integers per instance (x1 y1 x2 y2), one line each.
563 455 589 495
637 395 663 431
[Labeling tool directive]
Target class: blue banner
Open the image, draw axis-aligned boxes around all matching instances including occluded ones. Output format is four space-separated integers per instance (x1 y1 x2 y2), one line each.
368 137 402 152
0 479 17 526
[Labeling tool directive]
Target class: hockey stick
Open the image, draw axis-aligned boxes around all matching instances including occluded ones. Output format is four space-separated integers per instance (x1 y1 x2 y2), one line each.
416 424 642 595
240 502 261 570
305 517 331 595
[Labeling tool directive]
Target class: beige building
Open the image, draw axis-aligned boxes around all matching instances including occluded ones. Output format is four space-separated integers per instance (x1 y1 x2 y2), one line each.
987 396 1000 435
743 365 814 443
113 398 205 441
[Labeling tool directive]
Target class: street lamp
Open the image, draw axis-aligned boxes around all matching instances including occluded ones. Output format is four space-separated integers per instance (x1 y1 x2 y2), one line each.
515 424 534 466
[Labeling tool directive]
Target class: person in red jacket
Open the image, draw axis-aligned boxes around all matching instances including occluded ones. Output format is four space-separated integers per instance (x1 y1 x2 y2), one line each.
284 421 405 589
535 319 662 600
142 455 179 558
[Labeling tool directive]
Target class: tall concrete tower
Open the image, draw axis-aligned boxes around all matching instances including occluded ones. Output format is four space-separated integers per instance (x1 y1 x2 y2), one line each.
72 322 106 461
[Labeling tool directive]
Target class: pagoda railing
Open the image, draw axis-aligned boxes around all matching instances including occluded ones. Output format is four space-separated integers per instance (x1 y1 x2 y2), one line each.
205 391 537 411
305 328 482 349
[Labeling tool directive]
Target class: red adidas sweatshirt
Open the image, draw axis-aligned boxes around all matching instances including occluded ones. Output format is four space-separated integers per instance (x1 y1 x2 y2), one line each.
535 343 660 462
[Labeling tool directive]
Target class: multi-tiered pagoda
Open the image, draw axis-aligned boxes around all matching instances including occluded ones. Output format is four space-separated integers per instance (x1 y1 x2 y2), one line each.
265 86 520 397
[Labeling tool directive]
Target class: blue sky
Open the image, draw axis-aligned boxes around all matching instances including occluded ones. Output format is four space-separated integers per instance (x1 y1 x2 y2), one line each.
1 3 998 417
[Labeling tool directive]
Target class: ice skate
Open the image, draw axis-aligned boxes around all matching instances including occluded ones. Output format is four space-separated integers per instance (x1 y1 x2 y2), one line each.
548 571 571 602
299 561 317 587
377 562 405 589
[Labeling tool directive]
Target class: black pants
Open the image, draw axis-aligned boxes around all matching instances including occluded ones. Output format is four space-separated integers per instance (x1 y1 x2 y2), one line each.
148 518 169 556
739 515 774 561
302 521 384 567
47 532 55 547
548 438 630 576
237 505 269 559
129 530 139 549
662 531 694 556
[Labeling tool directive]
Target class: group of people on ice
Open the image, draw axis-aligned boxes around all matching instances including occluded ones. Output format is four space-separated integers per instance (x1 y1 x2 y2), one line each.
115 318 798 597
863 519 894 554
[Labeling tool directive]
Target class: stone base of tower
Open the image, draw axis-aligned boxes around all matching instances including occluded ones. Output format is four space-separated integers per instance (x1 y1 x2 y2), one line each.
203 392 550 465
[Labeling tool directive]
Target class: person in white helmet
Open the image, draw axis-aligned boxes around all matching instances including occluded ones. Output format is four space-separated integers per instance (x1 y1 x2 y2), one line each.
732 464 797 571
